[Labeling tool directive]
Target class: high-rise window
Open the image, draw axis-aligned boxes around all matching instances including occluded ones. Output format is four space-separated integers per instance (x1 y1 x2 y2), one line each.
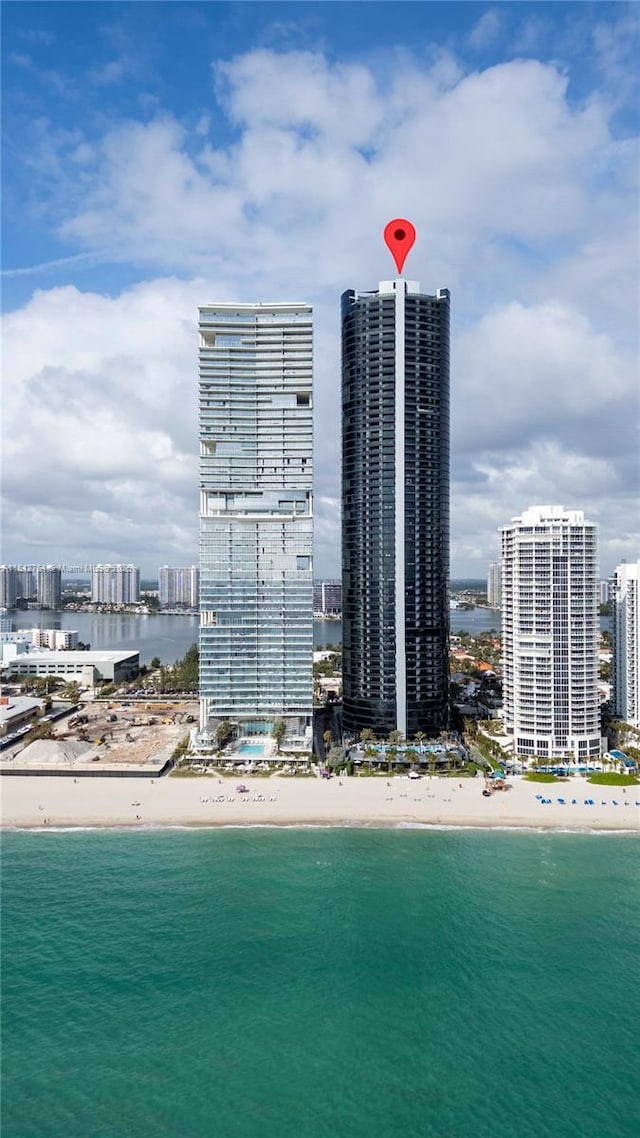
91 565 140 604
341 279 450 739
612 561 640 728
198 303 313 734
158 567 199 609
501 506 600 759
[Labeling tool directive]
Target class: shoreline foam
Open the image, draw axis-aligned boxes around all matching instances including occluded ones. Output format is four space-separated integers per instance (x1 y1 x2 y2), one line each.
2 773 638 834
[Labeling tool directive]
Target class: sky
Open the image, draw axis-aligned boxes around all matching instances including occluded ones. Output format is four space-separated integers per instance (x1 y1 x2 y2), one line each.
2 0 639 579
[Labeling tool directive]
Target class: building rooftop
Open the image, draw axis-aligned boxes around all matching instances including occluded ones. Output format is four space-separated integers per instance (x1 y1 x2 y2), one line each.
0 696 43 722
11 650 139 663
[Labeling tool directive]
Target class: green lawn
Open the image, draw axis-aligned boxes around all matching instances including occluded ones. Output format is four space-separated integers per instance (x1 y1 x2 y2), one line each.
587 772 639 786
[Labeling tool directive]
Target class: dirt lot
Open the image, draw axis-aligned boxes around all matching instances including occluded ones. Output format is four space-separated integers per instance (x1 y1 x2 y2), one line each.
52 700 199 768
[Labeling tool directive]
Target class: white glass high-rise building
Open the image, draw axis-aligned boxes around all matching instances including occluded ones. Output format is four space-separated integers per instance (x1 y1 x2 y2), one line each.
612 561 640 728
0 568 19 609
501 505 600 760
91 565 140 604
16 567 36 601
599 580 612 605
487 561 502 609
37 566 62 608
198 302 313 734
0 566 39 607
158 566 199 608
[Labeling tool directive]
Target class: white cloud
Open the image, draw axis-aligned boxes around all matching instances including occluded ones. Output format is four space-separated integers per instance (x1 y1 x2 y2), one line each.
3 46 638 576
467 10 503 51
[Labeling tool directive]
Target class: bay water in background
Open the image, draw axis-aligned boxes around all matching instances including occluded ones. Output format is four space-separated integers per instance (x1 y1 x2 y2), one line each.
3 829 638 1138
10 609 609 662
11 611 340 661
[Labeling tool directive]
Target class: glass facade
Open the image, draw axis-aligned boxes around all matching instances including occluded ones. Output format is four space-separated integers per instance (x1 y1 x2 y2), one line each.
198 303 313 732
341 280 450 739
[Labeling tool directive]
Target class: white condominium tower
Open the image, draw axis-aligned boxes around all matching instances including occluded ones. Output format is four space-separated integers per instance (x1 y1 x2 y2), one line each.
0 566 36 607
158 566 199 608
501 505 600 760
612 561 640 727
487 561 502 609
198 302 313 734
0 567 19 609
37 565 62 608
91 564 141 604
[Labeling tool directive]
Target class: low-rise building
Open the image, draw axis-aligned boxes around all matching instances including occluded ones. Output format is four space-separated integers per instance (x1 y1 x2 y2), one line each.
0 696 44 737
7 649 139 686
23 629 79 650
0 633 32 666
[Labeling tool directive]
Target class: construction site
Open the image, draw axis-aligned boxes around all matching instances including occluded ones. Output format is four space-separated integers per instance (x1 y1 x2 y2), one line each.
0 699 199 777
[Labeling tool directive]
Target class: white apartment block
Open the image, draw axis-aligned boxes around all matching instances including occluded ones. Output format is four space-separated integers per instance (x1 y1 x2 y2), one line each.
26 629 79 650
158 566 199 608
0 566 36 607
501 506 600 760
612 561 640 728
0 568 19 609
487 561 502 609
599 580 611 605
91 565 141 604
37 566 62 608
198 301 313 734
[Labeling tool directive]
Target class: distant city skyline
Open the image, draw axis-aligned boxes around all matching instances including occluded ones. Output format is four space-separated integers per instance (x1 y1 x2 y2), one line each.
1 3 637 578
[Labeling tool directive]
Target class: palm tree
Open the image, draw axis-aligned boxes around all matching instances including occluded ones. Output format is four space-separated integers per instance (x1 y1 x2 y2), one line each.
215 719 233 752
414 731 427 765
272 718 287 755
405 748 418 771
360 728 375 746
364 744 377 771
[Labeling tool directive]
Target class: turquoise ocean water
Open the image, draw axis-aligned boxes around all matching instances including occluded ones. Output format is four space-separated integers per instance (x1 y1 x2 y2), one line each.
2 829 638 1138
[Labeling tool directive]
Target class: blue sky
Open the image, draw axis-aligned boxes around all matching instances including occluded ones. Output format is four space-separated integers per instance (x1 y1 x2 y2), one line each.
2 1 638 575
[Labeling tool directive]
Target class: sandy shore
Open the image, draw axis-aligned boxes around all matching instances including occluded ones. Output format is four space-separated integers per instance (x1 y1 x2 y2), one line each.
1 773 638 832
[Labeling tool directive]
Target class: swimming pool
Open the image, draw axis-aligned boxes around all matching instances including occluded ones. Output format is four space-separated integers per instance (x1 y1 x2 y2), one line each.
236 743 267 757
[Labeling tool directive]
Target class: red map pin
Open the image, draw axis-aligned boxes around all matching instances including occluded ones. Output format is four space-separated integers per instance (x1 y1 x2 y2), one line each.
384 218 416 274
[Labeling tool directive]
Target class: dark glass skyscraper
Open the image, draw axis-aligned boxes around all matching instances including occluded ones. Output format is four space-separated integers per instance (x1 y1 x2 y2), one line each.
341 277 450 739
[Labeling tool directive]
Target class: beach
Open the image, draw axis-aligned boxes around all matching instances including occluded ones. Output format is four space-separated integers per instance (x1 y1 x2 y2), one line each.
2 773 638 831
